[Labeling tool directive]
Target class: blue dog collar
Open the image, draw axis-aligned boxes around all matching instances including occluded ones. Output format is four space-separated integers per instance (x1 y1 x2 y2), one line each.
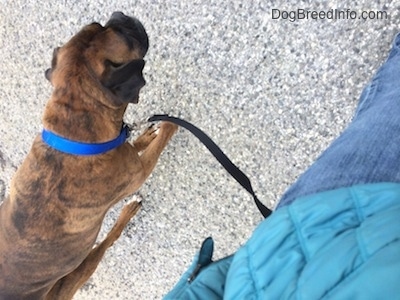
42 125 130 156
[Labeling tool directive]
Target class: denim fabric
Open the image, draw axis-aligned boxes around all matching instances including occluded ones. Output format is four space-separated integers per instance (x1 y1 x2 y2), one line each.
277 33 400 208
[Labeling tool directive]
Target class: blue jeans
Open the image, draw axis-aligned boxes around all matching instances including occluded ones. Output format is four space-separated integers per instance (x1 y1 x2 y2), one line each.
277 33 400 208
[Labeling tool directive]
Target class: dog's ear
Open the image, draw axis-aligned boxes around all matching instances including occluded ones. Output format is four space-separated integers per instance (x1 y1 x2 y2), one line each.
45 47 61 82
102 59 146 103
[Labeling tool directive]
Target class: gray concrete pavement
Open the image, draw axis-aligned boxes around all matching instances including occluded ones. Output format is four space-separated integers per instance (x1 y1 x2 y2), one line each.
0 1 398 299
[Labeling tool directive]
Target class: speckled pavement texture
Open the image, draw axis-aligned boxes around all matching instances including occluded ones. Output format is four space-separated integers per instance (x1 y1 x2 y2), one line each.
0 0 398 299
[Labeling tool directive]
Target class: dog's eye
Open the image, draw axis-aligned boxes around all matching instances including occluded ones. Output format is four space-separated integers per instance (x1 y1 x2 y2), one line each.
105 59 123 69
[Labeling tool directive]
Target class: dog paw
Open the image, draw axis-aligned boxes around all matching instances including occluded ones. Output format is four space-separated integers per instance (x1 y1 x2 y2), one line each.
133 124 160 151
120 201 142 220
104 200 142 244
160 121 178 134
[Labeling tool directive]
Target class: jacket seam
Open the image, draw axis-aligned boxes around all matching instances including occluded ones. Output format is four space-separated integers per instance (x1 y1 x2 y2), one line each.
350 187 369 262
245 244 263 300
288 205 310 263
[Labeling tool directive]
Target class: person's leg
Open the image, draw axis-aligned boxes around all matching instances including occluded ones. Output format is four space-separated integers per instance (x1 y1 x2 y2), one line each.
277 33 400 208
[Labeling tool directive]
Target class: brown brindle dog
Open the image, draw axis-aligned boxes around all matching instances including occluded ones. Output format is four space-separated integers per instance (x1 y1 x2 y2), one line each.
0 12 177 299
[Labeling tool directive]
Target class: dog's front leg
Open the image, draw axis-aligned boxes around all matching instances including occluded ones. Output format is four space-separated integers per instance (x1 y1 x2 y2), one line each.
138 121 178 178
123 121 177 196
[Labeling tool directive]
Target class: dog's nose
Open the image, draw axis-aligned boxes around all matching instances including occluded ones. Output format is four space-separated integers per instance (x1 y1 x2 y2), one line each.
106 12 149 55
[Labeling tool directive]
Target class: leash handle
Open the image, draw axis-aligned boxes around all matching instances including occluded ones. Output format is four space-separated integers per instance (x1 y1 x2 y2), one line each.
148 114 272 218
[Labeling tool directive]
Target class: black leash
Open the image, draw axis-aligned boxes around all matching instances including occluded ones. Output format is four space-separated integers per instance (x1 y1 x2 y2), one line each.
148 114 272 218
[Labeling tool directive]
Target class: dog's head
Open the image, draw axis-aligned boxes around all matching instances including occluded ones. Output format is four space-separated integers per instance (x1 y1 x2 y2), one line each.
45 12 149 105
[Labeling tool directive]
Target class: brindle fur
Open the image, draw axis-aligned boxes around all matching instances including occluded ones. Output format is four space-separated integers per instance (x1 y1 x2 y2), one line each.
0 12 177 299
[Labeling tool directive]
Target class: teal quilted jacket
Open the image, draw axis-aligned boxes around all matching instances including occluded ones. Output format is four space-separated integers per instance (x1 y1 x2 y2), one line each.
165 183 400 299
